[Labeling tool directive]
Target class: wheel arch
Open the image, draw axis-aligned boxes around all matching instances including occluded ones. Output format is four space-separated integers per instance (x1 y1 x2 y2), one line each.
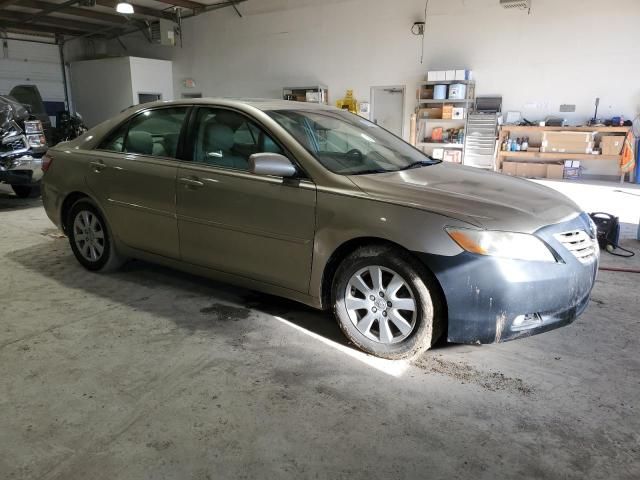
59 191 107 234
319 237 448 325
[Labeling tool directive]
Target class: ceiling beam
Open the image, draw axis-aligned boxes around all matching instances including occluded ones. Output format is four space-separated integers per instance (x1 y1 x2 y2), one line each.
94 0 175 21
152 0 205 11
181 0 247 18
23 0 79 24
0 10 108 33
0 0 21 7
15 0 131 25
0 19 92 37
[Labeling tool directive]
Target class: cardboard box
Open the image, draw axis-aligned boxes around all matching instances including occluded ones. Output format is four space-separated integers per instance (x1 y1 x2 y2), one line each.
419 107 443 119
432 148 444 160
540 141 594 154
542 131 596 144
563 160 582 179
516 162 546 178
600 135 624 155
502 162 518 176
546 164 564 179
419 86 434 100
454 69 471 80
452 107 465 119
427 71 438 82
443 150 462 164
564 167 582 179
442 105 453 119
305 91 320 102
445 70 456 81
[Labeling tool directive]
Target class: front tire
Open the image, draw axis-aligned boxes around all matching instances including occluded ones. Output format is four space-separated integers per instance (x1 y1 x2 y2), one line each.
66 199 124 272
332 245 443 359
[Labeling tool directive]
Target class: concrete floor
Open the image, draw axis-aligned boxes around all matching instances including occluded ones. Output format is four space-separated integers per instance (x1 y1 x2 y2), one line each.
1 182 639 480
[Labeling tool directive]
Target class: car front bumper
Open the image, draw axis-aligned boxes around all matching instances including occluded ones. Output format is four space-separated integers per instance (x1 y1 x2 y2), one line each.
416 213 599 344
0 154 44 185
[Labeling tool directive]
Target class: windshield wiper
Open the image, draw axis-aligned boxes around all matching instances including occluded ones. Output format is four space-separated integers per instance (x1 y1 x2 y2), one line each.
350 168 390 175
399 159 440 170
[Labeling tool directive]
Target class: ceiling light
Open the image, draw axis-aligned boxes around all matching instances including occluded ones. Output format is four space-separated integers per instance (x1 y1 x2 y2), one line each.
116 2 134 14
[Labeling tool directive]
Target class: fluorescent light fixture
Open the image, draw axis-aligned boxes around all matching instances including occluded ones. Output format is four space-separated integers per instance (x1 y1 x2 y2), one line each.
116 2 134 14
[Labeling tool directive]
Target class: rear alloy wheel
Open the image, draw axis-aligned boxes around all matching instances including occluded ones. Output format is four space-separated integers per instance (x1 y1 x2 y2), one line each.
67 200 124 272
332 245 443 359
11 185 40 198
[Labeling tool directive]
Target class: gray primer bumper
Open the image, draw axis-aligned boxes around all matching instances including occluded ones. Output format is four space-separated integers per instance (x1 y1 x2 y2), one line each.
416 213 598 344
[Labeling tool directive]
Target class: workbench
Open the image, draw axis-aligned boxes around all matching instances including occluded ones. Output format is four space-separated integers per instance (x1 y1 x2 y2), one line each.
497 125 631 183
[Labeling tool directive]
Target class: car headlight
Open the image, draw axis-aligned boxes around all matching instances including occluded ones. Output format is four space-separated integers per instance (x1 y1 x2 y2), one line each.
445 227 557 262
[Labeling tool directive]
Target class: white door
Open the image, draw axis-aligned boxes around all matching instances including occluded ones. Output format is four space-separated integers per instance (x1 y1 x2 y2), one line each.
371 86 405 137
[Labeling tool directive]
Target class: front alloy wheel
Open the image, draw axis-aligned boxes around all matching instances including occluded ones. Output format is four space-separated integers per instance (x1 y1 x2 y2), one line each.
345 266 417 344
332 245 443 359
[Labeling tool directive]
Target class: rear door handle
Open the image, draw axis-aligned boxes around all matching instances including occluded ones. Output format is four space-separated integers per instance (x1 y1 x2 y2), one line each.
178 177 205 188
90 160 107 172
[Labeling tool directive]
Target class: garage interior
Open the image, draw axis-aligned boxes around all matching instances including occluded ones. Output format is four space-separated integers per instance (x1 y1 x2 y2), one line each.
1 0 639 478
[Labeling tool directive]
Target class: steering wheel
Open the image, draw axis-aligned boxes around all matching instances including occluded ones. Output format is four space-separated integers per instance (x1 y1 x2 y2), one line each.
345 148 364 160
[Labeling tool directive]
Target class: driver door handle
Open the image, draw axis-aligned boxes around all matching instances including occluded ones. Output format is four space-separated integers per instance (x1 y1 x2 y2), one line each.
90 160 107 172
178 176 205 188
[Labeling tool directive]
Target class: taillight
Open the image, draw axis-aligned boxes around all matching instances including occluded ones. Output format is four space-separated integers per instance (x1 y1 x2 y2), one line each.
42 152 53 173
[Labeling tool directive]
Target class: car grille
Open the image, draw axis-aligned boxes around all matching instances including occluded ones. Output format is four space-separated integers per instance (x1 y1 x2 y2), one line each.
1 137 27 154
554 230 598 264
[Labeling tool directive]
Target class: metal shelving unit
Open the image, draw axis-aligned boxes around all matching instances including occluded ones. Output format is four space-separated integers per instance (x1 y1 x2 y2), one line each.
414 78 476 163
282 85 328 104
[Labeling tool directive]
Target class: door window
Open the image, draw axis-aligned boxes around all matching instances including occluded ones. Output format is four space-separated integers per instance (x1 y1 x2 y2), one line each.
191 108 283 170
97 107 188 158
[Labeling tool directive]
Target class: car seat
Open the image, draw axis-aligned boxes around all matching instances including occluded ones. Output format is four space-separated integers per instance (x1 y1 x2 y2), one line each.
126 131 153 155
202 122 246 169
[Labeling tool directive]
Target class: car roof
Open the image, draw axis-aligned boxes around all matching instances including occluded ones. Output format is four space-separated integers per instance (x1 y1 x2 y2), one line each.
132 97 340 113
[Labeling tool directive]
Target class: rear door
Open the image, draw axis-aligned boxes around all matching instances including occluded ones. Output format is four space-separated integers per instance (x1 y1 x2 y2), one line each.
85 106 189 258
176 107 317 292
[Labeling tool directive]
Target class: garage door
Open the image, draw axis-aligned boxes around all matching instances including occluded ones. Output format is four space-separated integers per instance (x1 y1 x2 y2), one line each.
0 37 66 122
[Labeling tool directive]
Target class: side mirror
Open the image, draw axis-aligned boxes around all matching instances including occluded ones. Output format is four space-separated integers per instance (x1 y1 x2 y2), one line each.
249 153 297 178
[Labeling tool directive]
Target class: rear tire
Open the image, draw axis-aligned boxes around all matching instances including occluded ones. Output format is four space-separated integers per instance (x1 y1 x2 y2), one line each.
332 244 443 359
66 199 124 272
11 184 40 198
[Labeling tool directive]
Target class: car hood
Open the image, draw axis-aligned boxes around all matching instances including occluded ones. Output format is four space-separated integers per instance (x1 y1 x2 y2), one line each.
347 162 582 233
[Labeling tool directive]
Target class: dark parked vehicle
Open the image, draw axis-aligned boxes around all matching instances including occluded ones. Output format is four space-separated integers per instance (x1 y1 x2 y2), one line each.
41 99 599 358
0 95 47 198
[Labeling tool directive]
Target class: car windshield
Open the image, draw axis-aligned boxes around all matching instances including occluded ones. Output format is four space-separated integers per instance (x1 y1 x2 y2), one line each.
267 109 440 175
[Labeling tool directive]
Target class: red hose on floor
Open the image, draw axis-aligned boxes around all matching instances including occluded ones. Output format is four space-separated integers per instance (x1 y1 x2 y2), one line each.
599 266 640 273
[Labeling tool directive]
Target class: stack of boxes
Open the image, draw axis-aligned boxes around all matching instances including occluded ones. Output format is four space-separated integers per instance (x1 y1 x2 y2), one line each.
501 130 627 180
540 131 595 154
426 69 472 81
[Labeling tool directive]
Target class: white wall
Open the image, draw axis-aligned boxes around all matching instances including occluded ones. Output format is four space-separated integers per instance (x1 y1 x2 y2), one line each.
70 57 174 128
70 57 133 128
101 0 640 177
129 57 173 104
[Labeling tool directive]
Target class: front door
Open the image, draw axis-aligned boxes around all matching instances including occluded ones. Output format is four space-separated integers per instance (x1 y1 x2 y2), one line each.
371 86 405 137
176 107 316 292
85 106 189 258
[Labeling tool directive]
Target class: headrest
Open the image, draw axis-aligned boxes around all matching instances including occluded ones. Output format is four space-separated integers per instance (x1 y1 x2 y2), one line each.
215 110 245 130
206 123 235 151
126 131 153 155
